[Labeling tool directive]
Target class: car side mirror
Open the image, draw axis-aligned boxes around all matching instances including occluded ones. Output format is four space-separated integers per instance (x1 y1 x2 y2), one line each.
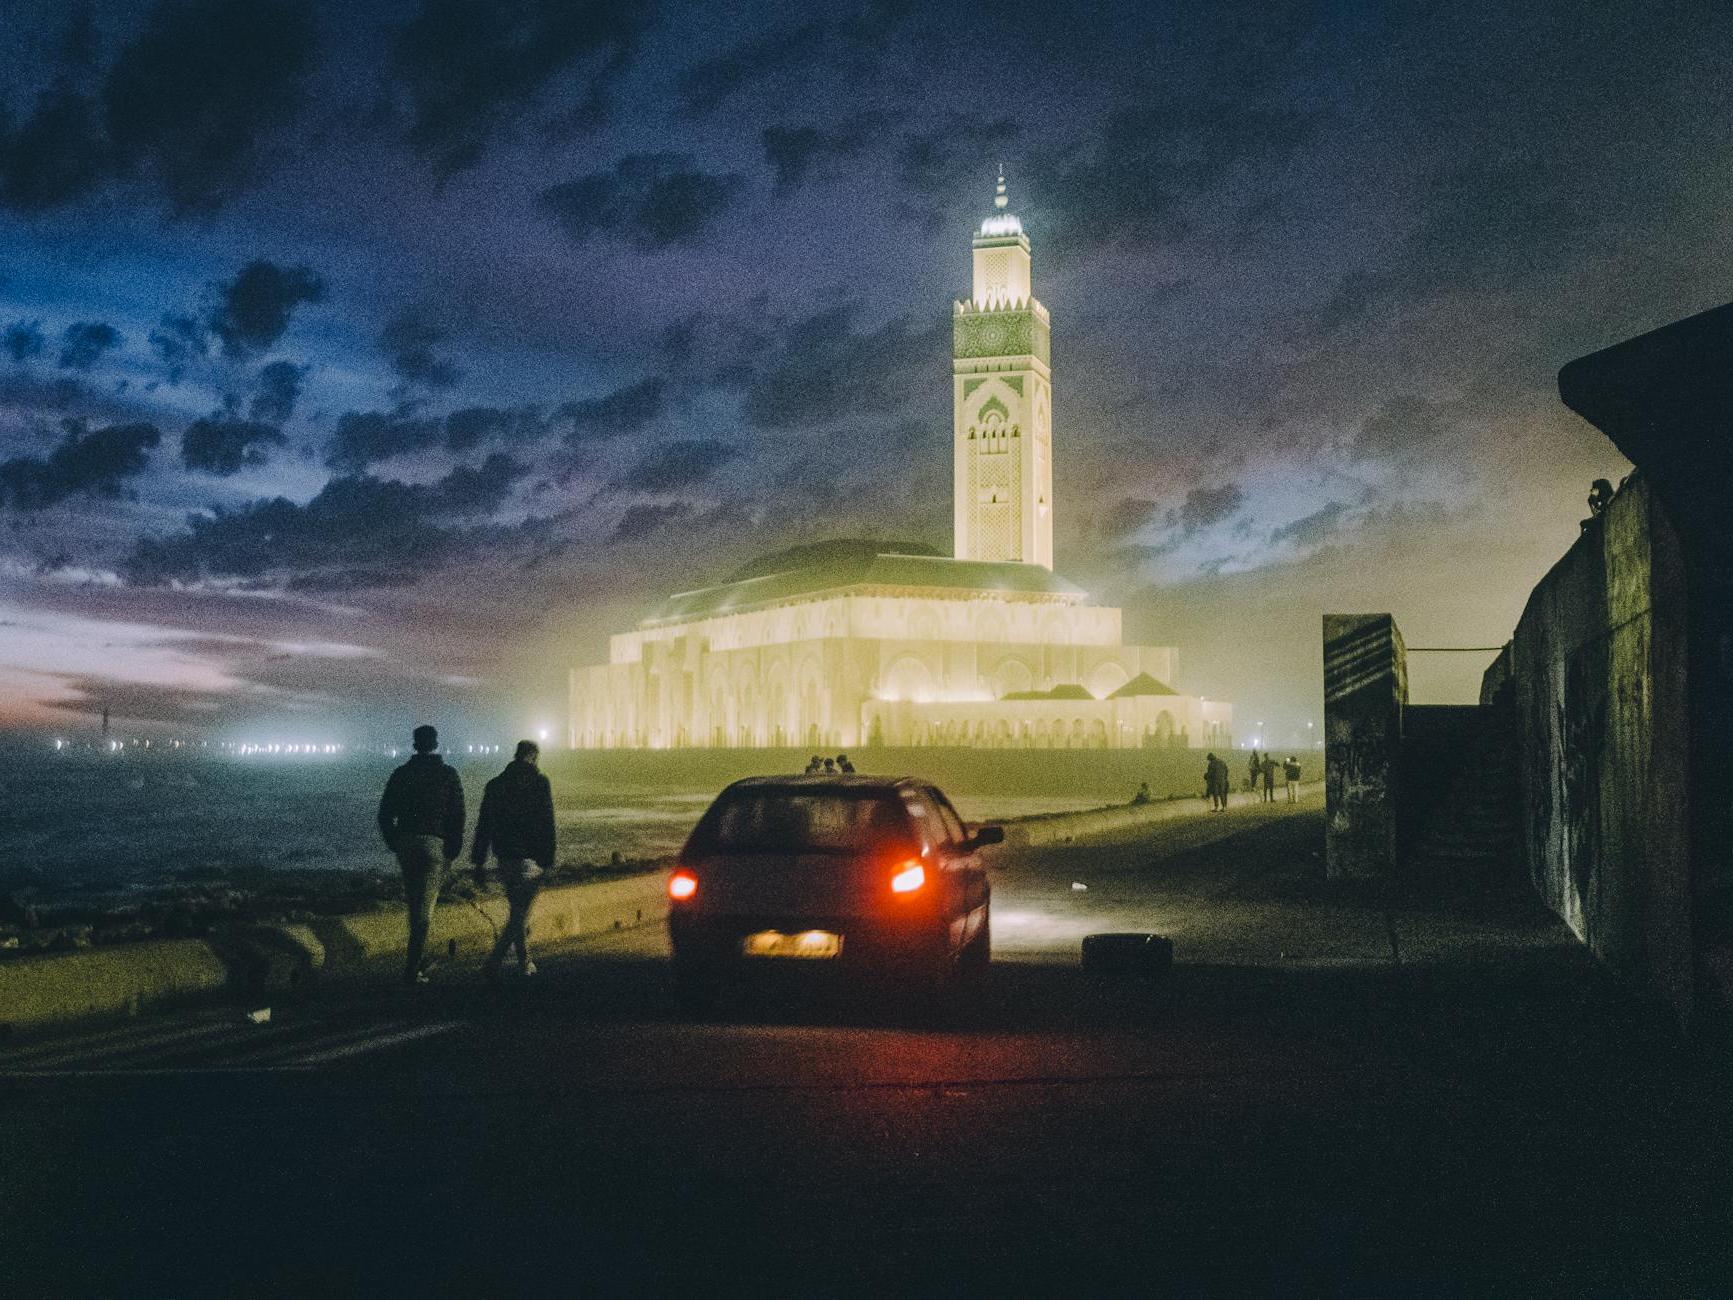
968 825 1004 850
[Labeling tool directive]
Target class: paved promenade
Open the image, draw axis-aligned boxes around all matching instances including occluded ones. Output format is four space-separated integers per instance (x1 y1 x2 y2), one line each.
3 791 1728 1296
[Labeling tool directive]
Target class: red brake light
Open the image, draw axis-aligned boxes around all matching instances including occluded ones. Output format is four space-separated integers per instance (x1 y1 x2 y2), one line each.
890 861 926 894
669 870 697 901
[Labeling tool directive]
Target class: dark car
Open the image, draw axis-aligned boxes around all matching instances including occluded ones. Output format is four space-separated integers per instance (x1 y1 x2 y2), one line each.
667 775 1002 1001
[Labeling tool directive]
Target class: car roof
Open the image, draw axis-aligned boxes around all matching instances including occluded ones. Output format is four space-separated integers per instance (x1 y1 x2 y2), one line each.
725 774 925 792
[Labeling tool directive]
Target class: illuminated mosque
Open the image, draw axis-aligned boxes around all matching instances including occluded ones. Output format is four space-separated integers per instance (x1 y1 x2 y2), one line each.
569 176 1233 751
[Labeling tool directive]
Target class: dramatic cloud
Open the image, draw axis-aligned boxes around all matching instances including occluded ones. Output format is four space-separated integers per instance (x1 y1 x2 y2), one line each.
424 451 528 514
248 360 307 423
678 22 824 118
379 313 461 391
207 260 325 360
0 83 110 211
1355 396 1455 461
609 501 692 544
1102 497 1161 539
442 405 551 453
0 0 319 215
740 306 944 430
612 439 736 494
897 115 1021 198
761 123 873 191
148 314 207 382
1179 483 1246 534
325 403 560 471
101 0 320 213
56 322 122 371
180 415 288 476
325 406 441 471
1047 102 1315 251
391 0 646 174
129 455 528 589
1269 501 1350 549
562 376 665 442
0 420 160 510
0 0 1708 739
3 321 46 364
55 9 101 72
540 153 746 250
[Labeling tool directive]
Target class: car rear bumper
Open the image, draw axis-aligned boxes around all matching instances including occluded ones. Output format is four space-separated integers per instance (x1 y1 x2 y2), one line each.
669 909 945 977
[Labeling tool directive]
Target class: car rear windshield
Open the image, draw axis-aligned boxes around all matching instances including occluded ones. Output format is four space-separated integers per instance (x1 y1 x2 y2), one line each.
693 790 911 854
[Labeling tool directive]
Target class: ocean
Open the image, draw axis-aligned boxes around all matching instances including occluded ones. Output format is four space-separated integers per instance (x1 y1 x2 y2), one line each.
0 747 1116 904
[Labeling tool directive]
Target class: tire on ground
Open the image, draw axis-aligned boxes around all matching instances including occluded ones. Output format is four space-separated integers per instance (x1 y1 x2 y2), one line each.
1080 932 1174 980
960 912 991 973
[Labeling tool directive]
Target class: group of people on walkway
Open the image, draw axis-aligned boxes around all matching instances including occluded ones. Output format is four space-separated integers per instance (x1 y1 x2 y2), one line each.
803 753 856 774
376 725 555 986
1203 750 1304 810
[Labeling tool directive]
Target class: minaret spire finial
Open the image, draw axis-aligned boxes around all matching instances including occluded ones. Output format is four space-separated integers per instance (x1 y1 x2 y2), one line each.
994 165 1008 210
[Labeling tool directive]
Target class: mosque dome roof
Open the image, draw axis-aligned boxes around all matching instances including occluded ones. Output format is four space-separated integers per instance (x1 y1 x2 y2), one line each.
1110 671 1180 698
645 538 1084 627
724 537 941 583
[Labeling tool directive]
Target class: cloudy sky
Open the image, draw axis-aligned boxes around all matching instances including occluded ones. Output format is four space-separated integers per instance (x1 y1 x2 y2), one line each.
0 0 1723 747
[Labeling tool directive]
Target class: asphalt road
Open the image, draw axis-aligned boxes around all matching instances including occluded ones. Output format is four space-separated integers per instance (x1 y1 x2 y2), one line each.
4 793 1730 1297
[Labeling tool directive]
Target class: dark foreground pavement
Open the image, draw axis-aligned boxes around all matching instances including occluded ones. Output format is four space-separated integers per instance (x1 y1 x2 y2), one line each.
4 795 1731 1296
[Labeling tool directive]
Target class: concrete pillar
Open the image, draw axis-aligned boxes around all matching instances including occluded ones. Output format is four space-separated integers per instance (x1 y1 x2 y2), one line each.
1323 614 1408 880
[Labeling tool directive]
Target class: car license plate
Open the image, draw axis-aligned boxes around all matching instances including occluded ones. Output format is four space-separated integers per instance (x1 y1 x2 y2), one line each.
741 929 842 959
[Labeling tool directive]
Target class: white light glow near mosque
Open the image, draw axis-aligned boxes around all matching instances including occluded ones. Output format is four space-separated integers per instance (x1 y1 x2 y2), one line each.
570 176 1232 752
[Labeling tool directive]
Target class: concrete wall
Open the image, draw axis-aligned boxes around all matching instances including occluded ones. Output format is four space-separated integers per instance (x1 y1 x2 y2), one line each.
1488 475 1693 1022
1323 614 1408 879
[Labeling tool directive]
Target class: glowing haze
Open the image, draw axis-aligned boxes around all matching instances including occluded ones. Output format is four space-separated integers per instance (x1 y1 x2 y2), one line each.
0 0 1722 747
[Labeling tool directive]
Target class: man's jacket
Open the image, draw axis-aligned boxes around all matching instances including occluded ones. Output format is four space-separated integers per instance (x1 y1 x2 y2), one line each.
470 759 557 870
377 753 466 860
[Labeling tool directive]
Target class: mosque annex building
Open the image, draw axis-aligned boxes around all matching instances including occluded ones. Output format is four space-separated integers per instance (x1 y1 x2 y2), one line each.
569 179 1233 751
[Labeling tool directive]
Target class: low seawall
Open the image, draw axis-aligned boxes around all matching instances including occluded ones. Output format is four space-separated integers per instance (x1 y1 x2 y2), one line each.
1003 784 1321 846
0 871 670 1036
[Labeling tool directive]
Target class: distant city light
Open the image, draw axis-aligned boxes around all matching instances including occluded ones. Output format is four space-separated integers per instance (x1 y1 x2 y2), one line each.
227 741 347 757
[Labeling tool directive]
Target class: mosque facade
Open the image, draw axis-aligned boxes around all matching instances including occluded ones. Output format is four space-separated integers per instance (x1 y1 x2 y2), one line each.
569 177 1232 751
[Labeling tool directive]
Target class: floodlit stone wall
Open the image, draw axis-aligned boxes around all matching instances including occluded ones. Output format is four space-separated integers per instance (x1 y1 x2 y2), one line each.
568 588 1217 750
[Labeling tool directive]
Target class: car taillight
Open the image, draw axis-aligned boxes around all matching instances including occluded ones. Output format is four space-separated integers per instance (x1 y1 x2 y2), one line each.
890 861 926 894
669 870 697 901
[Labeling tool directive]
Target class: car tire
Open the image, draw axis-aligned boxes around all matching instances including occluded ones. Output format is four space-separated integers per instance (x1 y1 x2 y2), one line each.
902 937 953 993
960 911 991 973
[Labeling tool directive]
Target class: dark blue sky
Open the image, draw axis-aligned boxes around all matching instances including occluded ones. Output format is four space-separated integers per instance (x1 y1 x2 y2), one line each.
0 0 1723 746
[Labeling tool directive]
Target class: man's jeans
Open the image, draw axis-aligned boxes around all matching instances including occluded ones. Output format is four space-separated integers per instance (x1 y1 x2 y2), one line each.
395 835 448 982
486 859 544 972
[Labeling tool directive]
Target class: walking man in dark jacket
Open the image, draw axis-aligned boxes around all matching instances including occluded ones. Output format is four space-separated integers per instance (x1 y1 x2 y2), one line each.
378 725 466 984
471 740 556 980
1205 752 1229 811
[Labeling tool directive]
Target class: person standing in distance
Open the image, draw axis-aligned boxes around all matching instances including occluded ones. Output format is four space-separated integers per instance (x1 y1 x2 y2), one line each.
377 724 466 985
470 740 557 980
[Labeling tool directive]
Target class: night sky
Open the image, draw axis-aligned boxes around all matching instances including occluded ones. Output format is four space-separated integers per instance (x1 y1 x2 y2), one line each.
0 0 1723 747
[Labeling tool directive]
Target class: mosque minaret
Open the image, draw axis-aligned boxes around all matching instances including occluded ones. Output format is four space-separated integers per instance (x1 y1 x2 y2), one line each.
569 176 1231 751
954 171 1054 569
